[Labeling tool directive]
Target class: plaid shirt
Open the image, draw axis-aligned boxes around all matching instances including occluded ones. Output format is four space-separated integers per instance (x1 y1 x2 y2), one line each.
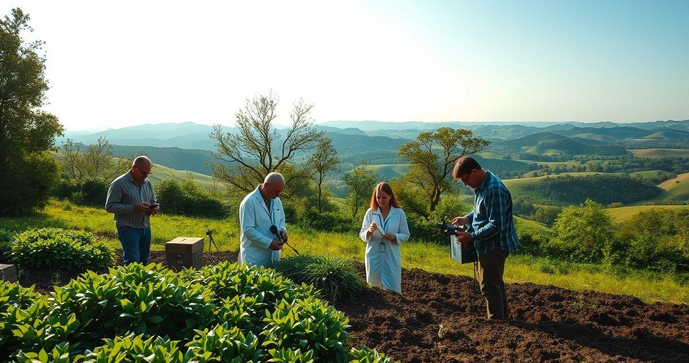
466 171 519 256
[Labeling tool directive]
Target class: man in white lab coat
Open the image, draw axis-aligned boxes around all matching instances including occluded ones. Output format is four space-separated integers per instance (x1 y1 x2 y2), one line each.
238 172 288 267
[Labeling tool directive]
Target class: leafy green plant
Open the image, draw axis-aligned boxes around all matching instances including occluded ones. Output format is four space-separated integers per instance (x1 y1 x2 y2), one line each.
263 297 350 362
1 260 393 360
11 228 113 272
186 324 263 362
349 345 397 363
82 334 184 362
275 254 367 301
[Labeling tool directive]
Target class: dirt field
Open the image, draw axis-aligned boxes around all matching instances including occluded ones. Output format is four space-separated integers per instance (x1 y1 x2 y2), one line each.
19 251 689 362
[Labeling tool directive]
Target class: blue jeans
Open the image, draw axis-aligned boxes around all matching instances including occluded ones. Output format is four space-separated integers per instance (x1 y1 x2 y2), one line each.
116 226 151 265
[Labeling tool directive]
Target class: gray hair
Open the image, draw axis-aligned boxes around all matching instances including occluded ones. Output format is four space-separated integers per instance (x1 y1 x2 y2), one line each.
264 172 285 185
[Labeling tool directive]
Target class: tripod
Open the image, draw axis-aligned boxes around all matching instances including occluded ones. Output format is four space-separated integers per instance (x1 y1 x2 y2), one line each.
206 229 220 253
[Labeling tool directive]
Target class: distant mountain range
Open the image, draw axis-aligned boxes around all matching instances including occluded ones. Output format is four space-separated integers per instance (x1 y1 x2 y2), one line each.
58 120 689 176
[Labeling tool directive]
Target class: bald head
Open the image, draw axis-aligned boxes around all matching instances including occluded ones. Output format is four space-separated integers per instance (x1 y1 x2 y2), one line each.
260 172 285 200
264 172 285 185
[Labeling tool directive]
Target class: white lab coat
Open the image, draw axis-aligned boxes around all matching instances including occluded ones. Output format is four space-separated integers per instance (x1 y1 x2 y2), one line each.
359 206 410 294
238 186 286 267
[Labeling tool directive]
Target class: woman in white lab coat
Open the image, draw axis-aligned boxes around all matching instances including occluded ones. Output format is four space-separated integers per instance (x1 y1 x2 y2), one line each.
359 182 410 294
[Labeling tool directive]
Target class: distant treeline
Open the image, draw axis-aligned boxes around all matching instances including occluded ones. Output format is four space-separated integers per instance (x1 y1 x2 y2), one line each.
521 174 662 205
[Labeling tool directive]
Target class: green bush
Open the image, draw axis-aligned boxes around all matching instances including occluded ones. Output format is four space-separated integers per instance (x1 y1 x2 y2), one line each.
275 254 368 302
52 178 109 207
547 200 617 264
11 228 113 272
1 262 393 361
156 179 230 219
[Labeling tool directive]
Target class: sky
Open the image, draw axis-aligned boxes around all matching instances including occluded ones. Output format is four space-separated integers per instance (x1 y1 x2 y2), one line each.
2 0 688 131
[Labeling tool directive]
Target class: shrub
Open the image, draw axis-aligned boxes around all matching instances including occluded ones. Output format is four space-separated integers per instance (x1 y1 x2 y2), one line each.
156 179 230 219
51 178 109 207
547 200 617 264
275 254 368 302
11 228 113 272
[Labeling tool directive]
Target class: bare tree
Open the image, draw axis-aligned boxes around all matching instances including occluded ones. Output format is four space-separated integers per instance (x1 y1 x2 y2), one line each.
60 137 129 181
210 91 323 194
309 138 339 212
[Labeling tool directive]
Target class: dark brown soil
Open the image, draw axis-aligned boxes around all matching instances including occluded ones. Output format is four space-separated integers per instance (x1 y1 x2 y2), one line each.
17 251 689 362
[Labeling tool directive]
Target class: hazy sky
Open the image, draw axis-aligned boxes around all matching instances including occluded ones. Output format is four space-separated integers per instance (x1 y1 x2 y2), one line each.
2 0 688 131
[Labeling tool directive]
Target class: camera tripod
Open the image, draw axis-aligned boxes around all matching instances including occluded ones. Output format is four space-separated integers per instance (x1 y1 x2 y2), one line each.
205 228 220 253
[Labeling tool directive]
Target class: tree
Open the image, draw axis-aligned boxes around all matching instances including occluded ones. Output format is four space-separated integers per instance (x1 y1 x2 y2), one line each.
309 138 339 213
209 91 323 195
398 127 489 218
343 163 376 218
549 200 617 264
0 8 63 216
61 137 128 181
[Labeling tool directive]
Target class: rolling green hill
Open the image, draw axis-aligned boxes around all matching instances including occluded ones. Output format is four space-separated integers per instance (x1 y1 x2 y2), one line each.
111 145 216 175
504 173 661 206
146 163 216 189
493 132 628 158
366 164 411 178
654 172 689 202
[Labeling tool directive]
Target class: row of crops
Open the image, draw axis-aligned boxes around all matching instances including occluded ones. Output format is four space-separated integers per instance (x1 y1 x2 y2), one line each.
1 262 392 362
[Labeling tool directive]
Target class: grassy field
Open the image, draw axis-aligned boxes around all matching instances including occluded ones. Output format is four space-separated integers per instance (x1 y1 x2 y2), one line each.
2 200 687 304
629 149 689 158
656 172 689 201
606 205 689 223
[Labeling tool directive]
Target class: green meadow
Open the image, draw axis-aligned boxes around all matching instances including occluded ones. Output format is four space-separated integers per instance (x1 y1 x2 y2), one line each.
629 149 689 158
606 204 689 223
2 199 687 304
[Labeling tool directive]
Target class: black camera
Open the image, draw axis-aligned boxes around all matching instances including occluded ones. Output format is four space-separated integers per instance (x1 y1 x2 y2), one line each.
439 221 466 236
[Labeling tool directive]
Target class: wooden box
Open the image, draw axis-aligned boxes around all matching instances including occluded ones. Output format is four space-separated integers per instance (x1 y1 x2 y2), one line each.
165 237 204 271
0 264 17 282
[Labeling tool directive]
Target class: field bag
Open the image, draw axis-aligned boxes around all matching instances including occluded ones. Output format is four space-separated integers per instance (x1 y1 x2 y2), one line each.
450 236 477 264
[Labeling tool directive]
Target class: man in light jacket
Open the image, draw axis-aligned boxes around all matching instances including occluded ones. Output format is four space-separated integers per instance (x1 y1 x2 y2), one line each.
238 172 288 267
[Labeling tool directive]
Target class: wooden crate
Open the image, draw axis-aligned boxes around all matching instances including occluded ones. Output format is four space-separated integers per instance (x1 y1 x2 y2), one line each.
165 237 204 271
0 264 17 282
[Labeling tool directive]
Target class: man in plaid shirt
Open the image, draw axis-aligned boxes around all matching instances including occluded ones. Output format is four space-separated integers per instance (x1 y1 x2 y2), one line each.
452 156 519 320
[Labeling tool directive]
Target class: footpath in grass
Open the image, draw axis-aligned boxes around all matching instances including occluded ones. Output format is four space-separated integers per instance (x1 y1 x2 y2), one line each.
1 199 687 304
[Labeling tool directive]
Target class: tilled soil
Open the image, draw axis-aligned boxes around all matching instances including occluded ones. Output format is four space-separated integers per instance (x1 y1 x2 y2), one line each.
18 251 689 362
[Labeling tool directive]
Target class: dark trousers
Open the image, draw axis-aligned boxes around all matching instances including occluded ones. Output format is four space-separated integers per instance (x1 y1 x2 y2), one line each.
478 249 509 320
117 226 151 265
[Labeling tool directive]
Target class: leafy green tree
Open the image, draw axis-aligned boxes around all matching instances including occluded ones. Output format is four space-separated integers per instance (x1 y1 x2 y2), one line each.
0 8 63 216
343 163 376 218
209 91 323 196
308 138 339 213
398 127 488 216
549 200 618 264
389 178 428 218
